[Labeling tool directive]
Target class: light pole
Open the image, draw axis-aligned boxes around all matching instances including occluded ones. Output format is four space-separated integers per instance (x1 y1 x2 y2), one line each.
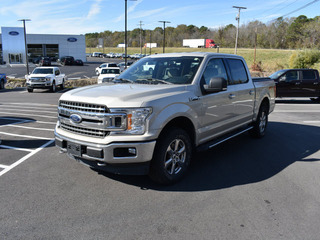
232 6 246 54
124 0 137 69
159 21 170 53
18 19 31 74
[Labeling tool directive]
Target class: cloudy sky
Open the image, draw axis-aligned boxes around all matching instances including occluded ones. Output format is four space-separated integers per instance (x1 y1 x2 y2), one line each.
0 0 319 34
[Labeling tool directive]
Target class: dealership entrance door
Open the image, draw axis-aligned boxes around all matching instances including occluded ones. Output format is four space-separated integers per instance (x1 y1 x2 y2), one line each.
9 53 23 64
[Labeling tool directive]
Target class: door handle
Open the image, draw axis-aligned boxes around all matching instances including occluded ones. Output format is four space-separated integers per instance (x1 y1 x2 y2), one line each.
249 90 255 95
295 82 301 85
229 94 236 99
313 82 319 85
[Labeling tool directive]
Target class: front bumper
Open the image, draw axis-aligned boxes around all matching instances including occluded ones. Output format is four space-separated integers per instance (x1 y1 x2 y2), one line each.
55 132 156 175
27 82 51 89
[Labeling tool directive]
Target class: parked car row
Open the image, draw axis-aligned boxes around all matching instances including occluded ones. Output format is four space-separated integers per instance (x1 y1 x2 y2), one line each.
91 52 148 59
57 56 83 66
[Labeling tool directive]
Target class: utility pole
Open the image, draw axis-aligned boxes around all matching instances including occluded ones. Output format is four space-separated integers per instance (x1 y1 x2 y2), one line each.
149 30 152 55
138 21 144 54
233 6 246 54
124 0 137 69
18 19 31 75
159 21 170 53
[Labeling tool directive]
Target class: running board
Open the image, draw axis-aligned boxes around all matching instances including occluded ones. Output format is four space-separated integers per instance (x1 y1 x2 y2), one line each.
197 126 253 152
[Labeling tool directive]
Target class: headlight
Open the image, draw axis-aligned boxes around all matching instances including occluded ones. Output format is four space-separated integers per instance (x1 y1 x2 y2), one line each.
110 107 152 135
45 77 51 81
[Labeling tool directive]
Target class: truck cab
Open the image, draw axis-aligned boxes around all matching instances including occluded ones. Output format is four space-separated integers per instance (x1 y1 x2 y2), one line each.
270 69 320 100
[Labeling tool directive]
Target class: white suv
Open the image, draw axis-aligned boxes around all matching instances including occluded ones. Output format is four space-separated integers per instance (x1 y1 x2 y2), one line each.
97 67 120 84
95 63 118 75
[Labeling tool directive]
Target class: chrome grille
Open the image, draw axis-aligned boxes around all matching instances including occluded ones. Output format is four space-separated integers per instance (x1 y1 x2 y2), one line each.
60 122 109 138
59 100 108 113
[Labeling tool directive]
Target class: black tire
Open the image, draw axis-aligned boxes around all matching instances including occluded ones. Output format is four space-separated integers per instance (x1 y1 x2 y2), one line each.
149 128 192 185
250 103 269 138
0 80 4 89
51 81 56 92
27 88 33 93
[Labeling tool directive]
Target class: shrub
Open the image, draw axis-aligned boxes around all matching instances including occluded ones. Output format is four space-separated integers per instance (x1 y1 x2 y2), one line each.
289 50 320 68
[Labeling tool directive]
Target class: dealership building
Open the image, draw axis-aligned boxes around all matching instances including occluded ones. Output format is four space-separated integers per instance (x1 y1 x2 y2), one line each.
0 27 86 64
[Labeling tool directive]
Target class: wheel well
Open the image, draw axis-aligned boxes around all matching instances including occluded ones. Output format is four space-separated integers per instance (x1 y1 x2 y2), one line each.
160 117 196 146
261 98 270 112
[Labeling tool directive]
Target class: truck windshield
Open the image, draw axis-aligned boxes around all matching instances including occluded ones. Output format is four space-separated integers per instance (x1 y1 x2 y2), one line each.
101 69 120 74
269 70 286 79
116 56 203 84
32 68 53 74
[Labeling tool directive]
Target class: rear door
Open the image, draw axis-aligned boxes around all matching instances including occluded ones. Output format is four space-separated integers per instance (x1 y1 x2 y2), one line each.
225 58 255 125
299 70 320 97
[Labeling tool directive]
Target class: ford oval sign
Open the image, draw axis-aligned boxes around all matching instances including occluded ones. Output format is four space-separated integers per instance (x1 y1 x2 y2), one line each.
70 114 82 124
67 37 77 42
9 31 19 36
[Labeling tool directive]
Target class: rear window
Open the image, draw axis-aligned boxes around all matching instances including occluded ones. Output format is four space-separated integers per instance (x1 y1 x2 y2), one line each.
226 59 248 84
302 70 316 80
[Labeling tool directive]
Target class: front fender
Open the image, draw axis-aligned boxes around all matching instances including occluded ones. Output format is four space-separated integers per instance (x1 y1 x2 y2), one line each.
148 102 200 139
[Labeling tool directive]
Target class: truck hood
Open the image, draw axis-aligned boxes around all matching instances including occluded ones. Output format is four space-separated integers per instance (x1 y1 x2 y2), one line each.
60 83 194 108
29 74 53 78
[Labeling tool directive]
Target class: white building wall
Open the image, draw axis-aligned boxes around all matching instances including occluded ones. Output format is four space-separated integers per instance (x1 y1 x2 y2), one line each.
0 27 86 64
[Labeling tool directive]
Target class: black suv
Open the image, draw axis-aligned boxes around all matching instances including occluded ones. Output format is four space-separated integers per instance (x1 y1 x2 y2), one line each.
58 56 75 66
39 57 51 66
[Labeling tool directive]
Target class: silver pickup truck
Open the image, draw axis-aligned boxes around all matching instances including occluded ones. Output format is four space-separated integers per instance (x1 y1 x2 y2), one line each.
55 52 276 184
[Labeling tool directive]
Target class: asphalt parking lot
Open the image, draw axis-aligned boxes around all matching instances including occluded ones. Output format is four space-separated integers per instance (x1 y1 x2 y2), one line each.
0 57 131 80
0 88 320 239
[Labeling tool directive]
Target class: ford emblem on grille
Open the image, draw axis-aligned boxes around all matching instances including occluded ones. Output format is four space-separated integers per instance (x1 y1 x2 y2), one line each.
70 114 82 123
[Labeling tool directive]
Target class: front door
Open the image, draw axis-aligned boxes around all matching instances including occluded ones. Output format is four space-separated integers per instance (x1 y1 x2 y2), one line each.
9 53 23 64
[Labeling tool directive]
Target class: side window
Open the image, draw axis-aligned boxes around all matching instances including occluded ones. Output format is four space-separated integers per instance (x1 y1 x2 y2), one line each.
202 58 228 85
285 71 298 81
302 70 315 80
55 70 60 75
226 59 248 84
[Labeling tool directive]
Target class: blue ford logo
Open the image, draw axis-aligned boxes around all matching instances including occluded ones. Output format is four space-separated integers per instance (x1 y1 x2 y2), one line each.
70 114 82 123
67 37 77 42
9 31 19 36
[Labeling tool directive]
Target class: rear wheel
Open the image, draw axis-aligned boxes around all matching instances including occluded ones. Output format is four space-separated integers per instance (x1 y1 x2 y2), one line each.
0 80 4 89
60 79 65 90
250 103 268 138
149 128 192 185
51 81 56 92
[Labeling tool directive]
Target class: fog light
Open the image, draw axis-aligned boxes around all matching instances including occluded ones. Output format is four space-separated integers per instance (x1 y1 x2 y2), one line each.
128 148 136 155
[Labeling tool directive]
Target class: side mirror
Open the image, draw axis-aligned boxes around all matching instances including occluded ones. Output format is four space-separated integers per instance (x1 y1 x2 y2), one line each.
279 76 286 82
204 77 227 93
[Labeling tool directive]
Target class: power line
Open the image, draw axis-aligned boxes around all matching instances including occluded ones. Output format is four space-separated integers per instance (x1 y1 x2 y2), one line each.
281 0 320 17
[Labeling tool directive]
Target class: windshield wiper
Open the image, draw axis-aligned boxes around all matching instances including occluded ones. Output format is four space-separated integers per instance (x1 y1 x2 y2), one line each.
140 78 172 85
113 78 135 83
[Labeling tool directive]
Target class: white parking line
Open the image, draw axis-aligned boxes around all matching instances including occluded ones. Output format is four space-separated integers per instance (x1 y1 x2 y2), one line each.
0 107 57 114
5 102 56 107
0 117 32 121
0 144 33 152
37 121 56 125
0 112 56 119
0 164 9 169
303 121 320 123
0 131 53 140
0 105 57 111
0 117 56 125
1 125 54 131
0 139 54 177
274 110 320 113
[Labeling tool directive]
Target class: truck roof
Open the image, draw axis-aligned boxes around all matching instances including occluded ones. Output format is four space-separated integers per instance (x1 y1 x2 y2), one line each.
147 52 242 59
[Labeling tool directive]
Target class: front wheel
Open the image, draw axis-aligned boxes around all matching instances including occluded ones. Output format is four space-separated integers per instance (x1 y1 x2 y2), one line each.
0 80 4 89
60 79 65 90
310 97 320 102
149 128 192 185
27 88 33 93
250 103 268 138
